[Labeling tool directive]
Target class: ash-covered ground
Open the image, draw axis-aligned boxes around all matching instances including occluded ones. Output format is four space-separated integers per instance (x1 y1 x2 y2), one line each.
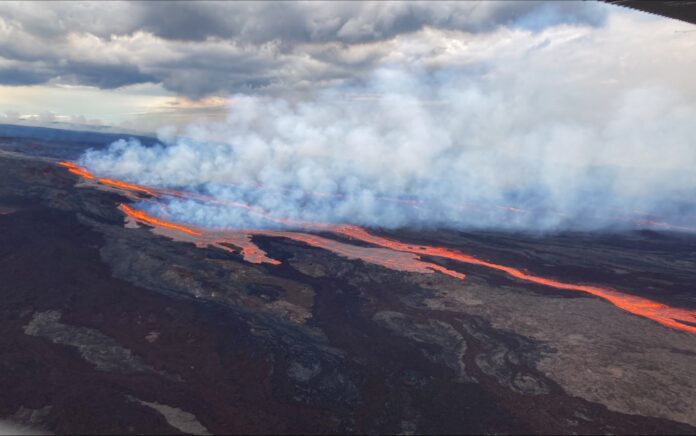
1 127 695 435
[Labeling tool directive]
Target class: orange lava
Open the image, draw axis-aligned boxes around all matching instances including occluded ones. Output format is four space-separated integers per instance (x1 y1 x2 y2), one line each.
117 203 462 276
201 234 282 266
59 161 320 228
98 178 155 196
259 231 467 278
333 225 696 334
57 161 696 334
57 161 78 169
115 196 463 276
59 161 693 233
118 202 282 265
238 243 283 265
59 161 95 180
59 161 155 196
119 203 202 236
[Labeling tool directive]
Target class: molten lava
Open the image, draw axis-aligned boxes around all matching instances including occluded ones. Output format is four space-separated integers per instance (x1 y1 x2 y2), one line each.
99 178 155 196
333 225 696 334
119 204 202 236
59 161 156 196
258 231 467 279
58 161 321 228
58 160 696 335
58 161 95 179
118 202 461 276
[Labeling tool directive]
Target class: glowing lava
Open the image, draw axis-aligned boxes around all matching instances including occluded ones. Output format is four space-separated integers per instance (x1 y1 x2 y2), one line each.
257 231 466 279
118 202 460 275
333 225 696 334
59 162 154 196
120 203 280 265
58 161 320 228
58 161 696 335
119 204 202 236
58 161 95 180
99 178 155 196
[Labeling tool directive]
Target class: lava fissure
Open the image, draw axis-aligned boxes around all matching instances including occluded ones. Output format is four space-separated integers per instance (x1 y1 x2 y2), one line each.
59 161 696 334
333 225 696 334
119 204 202 236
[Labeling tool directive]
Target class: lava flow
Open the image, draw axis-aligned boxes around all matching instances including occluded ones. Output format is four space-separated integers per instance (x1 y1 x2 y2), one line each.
58 161 323 228
333 225 696 334
58 160 696 335
118 202 462 276
119 202 280 265
59 161 155 196
257 231 466 279
58 161 94 180
118 204 202 236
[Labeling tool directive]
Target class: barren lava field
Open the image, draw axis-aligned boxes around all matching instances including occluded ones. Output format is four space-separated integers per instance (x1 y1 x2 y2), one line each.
1 133 695 434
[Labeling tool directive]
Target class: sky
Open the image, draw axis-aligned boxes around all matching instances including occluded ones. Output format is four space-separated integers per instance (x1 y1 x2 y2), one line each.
0 0 693 134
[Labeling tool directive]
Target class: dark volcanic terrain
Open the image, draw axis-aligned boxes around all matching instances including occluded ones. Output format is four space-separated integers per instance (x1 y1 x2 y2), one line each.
1 131 695 434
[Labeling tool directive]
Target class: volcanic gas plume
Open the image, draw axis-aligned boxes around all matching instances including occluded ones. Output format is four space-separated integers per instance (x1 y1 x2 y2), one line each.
76 65 696 234
58 161 696 335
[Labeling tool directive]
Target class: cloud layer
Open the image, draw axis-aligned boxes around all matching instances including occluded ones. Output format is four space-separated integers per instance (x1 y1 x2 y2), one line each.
0 1 610 97
78 13 696 232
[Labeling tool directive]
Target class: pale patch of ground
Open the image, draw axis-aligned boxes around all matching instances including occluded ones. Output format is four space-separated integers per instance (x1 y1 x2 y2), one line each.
409 273 696 426
128 397 210 435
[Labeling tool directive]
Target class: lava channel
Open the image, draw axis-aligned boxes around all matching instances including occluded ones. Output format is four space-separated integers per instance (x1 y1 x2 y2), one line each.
59 161 696 334
119 202 463 277
59 161 155 197
333 225 696 334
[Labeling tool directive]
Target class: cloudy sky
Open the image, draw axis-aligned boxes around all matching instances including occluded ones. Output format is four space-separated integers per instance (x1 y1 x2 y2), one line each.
0 1 693 133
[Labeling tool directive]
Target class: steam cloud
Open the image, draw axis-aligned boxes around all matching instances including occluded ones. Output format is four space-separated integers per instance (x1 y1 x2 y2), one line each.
0 421 46 435
79 17 696 232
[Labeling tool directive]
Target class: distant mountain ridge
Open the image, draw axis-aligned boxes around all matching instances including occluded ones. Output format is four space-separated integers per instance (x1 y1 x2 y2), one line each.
0 123 157 160
0 123 156 146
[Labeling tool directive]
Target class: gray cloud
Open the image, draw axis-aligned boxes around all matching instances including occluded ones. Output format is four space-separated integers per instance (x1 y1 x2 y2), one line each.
132 1 608 44
0 1 614 97
2 1 609 43
78 14 696 232
0 67 53 85
60 61 157 89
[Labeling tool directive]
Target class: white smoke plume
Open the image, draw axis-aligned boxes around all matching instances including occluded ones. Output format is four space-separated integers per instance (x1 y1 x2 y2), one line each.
0 421 48 435
79 15 696 232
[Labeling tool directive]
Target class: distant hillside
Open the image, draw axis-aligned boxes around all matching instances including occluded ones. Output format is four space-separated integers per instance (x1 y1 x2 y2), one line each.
0 123 158 160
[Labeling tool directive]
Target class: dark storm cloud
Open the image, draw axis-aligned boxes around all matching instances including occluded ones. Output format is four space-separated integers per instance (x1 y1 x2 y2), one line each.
0 1 612 97
59 62 157 89
131 1 608 44
0 67 53 85
160 70 275 99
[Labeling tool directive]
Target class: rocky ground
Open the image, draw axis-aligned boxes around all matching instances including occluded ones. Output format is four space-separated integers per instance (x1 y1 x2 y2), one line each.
0 137 695 434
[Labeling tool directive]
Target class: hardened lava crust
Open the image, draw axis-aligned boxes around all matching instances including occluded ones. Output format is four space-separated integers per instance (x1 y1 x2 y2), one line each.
0 138 695 434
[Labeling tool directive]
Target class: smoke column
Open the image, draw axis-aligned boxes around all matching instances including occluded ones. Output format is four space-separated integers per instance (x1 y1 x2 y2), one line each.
78 18 696 232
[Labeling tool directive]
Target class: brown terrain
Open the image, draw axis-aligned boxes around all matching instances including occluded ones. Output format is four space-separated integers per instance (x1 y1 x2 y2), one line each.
0 133 695 435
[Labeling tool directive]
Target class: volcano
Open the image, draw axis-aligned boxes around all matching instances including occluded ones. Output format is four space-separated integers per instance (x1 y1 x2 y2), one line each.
1 128 695 434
